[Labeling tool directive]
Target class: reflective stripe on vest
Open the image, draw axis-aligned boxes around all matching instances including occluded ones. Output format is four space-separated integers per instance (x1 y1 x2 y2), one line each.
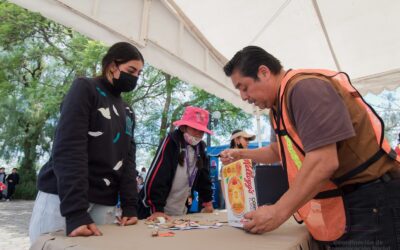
283 136 302 170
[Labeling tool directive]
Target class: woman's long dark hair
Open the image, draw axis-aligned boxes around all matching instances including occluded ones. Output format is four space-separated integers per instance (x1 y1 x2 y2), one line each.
101 42 144 78
177 127 204 169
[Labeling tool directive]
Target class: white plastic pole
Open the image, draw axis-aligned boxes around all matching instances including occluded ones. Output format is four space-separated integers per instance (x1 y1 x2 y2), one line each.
255 108 262 148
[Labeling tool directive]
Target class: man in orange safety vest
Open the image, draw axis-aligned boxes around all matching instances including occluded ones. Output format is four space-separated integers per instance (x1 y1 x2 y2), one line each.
220 46 400 249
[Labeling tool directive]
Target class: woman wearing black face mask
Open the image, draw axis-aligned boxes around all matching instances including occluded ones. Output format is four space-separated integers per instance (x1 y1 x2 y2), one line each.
29 42 144 244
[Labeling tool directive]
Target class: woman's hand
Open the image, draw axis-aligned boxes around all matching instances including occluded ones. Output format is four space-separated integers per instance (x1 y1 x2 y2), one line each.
68 223 102 237
201 202 214 213
146 212 172 222
117 216 138 226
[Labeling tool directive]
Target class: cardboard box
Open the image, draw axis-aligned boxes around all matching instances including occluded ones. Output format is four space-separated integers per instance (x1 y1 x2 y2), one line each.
221 159 257 227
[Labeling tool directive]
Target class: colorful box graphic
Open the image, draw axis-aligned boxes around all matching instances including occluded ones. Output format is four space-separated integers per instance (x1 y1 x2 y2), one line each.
221 159 257 227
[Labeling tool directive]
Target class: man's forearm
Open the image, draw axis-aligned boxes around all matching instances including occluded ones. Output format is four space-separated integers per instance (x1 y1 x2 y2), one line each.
238 143 280 164
274 143 339 219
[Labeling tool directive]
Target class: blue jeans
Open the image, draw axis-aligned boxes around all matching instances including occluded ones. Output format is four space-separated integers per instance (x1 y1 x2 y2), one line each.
322 178 400 249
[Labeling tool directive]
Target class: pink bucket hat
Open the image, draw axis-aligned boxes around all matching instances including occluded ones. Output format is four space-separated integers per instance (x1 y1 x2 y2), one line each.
173 106 213 135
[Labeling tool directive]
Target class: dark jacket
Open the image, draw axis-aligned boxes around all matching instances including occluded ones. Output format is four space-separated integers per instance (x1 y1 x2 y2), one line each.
6 173 19 185
138 129 212 219
37 77 138 234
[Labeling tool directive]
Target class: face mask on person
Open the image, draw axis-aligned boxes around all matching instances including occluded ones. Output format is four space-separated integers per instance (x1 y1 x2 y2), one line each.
236 143 244 149
184 132 202 146
112 70 138 92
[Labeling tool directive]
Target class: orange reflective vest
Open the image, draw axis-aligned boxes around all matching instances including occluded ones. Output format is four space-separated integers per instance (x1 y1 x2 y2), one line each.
271 69 400 241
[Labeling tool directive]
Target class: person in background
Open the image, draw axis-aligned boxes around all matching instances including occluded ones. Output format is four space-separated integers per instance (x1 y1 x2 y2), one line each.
138 106 214 220
136 176 144 192
5 168 19 201
219 129 256 208
29 42 144 244
0 167 7 200
220 45 400 249
139 167 147 180
229 129 256 149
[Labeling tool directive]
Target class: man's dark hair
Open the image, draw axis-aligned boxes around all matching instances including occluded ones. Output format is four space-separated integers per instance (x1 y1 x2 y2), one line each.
101 42 144 77
223 46 282 79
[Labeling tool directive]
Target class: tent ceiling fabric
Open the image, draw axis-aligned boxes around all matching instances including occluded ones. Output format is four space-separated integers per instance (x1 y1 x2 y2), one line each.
10 0 400 114
173 0 400 94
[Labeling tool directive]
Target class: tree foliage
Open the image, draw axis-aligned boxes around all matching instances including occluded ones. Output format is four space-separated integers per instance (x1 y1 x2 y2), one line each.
124 67 252 168
366 92 400 145
0 1 253 198
0 0 107 198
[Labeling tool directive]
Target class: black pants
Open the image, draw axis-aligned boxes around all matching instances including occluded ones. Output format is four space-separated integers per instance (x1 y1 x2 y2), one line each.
321 178 400 249
6 184 15 199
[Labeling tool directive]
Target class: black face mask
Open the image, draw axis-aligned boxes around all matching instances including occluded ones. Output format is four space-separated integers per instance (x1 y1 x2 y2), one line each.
112 71 138 92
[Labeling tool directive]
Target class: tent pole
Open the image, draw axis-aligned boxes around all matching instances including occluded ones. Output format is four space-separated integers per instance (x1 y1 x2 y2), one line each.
311 0 341 71
255 108 262 148
139 0 152 45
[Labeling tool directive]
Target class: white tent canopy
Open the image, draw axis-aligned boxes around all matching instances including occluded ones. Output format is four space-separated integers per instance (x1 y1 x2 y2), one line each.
10 0 400 114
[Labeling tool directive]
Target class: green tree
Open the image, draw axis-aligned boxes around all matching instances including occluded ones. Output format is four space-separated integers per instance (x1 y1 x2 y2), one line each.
367 91 400 145
125 68 252 167
0 0 256 198
0 0 107 198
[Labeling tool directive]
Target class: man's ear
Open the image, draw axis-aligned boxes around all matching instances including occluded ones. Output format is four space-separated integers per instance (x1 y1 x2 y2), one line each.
258 65 270 78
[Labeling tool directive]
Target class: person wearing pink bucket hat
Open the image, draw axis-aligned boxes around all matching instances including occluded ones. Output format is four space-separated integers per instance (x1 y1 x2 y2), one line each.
138 106 214 220
173 106 213 135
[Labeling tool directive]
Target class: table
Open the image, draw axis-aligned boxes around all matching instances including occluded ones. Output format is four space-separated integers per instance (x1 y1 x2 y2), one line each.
31 211 316 250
